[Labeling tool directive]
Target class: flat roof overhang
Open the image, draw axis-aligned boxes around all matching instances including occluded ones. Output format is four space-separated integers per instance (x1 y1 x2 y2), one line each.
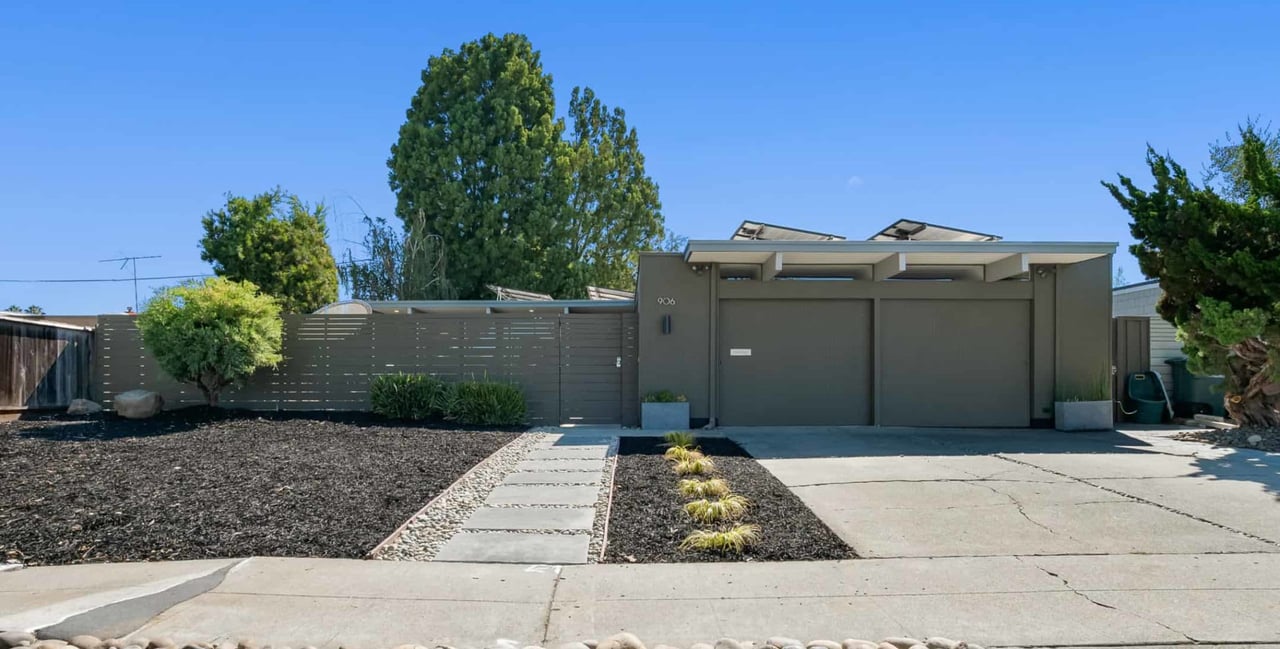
365 299 635 315
684 240 1117 281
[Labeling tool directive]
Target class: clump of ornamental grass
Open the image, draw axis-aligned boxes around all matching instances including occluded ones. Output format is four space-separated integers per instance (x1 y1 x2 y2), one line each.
677 477 730 499
684 494 750 523
663 431 696 449
680 524 761 554
673 455 715 476
664 446 703 462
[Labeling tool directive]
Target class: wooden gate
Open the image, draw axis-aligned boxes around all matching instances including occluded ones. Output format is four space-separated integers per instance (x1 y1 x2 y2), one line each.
559 314 638 425
1 316 93 410
1113 316 1151 421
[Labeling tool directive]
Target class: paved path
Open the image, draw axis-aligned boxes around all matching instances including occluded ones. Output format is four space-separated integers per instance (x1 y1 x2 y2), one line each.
5 555 1280 648
434 432 615 565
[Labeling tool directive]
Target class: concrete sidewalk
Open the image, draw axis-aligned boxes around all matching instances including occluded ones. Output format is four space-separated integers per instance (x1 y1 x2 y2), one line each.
4 554 1280 648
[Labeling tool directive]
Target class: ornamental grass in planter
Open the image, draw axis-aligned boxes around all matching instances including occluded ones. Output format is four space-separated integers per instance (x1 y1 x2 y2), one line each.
1055 369 1113 431
642 390 689 430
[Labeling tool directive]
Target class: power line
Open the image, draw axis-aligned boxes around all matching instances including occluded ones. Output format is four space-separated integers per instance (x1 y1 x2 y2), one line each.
0 274 211 284
99 255 162 313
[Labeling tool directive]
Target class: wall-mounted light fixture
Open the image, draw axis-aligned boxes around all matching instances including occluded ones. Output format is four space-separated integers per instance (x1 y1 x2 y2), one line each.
661 314 672 335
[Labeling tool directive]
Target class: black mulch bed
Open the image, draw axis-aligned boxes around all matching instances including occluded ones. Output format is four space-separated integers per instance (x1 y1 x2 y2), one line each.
0 409 518 566
602 436 856 563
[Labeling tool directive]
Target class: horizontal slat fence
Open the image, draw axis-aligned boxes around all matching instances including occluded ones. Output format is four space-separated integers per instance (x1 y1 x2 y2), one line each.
95 312 637 426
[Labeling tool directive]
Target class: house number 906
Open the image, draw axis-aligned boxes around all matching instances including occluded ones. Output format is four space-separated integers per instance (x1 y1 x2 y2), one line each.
656 297 677 306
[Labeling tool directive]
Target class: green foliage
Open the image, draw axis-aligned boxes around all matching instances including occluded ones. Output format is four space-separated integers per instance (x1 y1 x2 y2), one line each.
684 495 750 523
663 446 703 462
338 212 457 301
673 455 715 476
644 390 686 403
448 379 527 426
200 189 339 314
677 478 730 499
1056 367 1112 402
370 373 453 420
136 278 283 407
1104 123 1280 426
387 33 666 299
679 524 760 554
5 305 43 314
1203 118 1280 205
662 430 696 448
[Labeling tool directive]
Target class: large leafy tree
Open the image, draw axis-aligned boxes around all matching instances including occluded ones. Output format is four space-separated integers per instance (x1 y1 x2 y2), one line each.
1104 126 1280 427
547 87 664 295
388 33 562 299
200 189 339 313
387 33 665 298
1203 118 1280 205
137 277 283 407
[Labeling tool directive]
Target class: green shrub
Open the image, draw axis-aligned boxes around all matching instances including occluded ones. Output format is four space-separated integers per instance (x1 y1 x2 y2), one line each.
137 277 282 407
662 431 696 449
447 380 526 426
680 524 760 553
370 373 451 420
644 390 686 403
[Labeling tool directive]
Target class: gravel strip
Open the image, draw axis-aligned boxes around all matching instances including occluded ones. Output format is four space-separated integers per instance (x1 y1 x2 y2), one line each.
589 436 620 562
602 436 856 563
372 432 550 561
1173 426 1280 452
0 410 518 566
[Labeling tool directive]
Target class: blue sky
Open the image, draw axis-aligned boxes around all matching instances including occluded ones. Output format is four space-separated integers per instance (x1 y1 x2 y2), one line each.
2 1 1277 313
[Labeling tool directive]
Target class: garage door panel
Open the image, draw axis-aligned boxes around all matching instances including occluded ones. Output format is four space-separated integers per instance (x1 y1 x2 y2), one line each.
720 299 872 426
880 299 1030 427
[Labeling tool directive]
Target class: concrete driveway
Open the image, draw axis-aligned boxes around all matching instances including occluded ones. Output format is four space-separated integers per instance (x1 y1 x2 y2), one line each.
728 426 1280 558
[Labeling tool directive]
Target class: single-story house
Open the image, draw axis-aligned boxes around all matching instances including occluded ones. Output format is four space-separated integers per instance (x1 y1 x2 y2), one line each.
639 223 1114 428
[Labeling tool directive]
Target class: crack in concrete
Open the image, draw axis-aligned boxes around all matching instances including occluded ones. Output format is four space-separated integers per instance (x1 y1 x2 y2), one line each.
1016 556 1200 644
539 566 564 645
791 478 1065 488
994 454 1280 547
966 481 1083 544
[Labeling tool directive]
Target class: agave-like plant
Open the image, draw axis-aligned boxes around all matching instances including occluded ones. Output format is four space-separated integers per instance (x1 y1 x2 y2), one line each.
677 478 730 499
662 431 697 449
684 494 750 523
663 446 703 462
680 524 761 553
673 455 715 476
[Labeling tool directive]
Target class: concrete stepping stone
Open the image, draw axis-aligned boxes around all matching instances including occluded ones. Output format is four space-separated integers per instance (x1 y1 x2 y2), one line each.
526 447 609 460
486 485 600 506
504 471 600 485
433 532 590 564
515 459 605 472
463 506 594 531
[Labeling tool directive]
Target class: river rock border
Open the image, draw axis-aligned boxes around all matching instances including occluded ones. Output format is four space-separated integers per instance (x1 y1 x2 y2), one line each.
370 432 551 561
587 436 619 562
0 631 987 649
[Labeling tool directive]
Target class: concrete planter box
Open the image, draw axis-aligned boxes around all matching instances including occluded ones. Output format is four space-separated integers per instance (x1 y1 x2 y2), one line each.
641 402 690 430
1054 400 1112 431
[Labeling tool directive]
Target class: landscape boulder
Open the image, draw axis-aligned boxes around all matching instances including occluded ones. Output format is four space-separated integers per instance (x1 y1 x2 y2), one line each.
114 390 163 419
67 399 103 416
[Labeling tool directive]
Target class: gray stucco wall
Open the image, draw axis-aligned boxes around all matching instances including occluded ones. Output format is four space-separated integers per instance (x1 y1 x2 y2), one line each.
636 253 712 421
1055 255 1114 401
636 253 1114 427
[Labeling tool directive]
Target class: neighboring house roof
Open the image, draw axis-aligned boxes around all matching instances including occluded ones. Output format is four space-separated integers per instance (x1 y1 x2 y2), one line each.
868 219 1002 242
486 285 554 301
730 220 846 241
1112 279 1160 294
587 286 634 301
0 313 94 332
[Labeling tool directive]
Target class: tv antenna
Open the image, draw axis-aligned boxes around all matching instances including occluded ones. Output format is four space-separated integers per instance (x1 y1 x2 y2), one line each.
99 255 162 313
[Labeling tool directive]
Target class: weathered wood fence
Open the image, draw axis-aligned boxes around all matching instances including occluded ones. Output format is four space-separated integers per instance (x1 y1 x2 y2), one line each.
94 313 639 426
0 316 94 410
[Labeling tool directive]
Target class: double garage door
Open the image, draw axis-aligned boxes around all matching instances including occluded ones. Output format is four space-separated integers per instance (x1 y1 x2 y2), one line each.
719 299 1031 427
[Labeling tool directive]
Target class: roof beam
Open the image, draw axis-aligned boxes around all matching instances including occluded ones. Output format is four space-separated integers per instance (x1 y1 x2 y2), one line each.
761 252 784 281
873 253 907 281
986 253 1029 282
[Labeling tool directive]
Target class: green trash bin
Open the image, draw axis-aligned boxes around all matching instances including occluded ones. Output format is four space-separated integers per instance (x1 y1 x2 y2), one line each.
1126 372 1167 424
1165 358 1225 417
